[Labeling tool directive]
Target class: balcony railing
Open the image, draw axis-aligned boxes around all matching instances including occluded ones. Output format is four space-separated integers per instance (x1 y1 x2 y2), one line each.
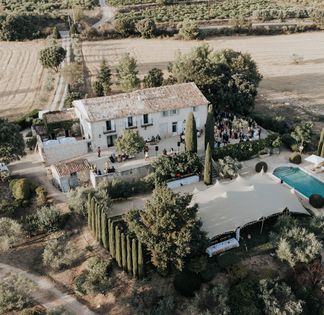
141 117 153 127
103 129 117 135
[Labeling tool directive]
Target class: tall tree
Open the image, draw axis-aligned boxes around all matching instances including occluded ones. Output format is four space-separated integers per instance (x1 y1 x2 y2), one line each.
109 220 115 258
93 81 104 97
291 122 313 153
132 238 138 277
39 46 66 72
169 44 261 114
317 128 324 157
125 186 206 272
143 68 164 88
87 194 92 229
126 235 132 273
0 119 25 164
115 226 122 267
116 53 140 92
101 209 108 249
116 130 145 157
185 112 197 153
96 204 102 243
97 59 112 95
52 26 61 39
204 104 214 150
204 143 212 185
121 233 127 270
138 241 144 279
91 199 96 233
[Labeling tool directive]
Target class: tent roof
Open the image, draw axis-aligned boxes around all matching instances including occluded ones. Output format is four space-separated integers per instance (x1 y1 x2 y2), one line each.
305 154 324 165
190 173 309 238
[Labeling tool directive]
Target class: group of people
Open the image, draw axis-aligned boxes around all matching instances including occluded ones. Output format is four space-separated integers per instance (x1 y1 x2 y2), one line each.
214 111 262 148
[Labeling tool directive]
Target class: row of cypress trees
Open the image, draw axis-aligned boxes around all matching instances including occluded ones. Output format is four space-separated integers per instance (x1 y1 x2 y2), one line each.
87 194 144 278
318 128 324 157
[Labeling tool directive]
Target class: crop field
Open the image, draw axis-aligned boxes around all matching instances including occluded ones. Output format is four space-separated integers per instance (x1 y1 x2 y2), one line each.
0 40 57 119
114 0 320 23
82 32 324 117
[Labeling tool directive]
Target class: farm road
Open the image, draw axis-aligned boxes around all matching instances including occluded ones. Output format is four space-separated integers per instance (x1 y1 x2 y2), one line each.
0 263 95 315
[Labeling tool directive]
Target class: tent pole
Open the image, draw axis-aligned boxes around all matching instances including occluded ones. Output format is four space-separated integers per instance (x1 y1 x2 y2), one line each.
260 217 265 234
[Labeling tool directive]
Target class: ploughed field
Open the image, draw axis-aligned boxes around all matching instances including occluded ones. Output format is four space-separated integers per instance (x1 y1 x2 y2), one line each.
0 40 55 119
82 31 324 117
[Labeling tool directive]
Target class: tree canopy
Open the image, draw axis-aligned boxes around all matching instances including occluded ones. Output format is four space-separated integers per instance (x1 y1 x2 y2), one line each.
39 46 67 72
136 18 156 38
0 118 25 163
125 186 207 272
185 112 197 153
116 53 140 91
116 129 145 156
291 122 313 153
143 68 164 88
169 44 262 114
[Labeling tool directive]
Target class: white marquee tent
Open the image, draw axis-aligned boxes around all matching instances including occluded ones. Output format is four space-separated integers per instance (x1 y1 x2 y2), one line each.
190 173 309 238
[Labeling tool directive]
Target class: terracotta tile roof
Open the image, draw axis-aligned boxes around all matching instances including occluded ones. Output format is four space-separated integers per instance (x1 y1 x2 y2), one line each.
44 110 77 124
54 159 91 177
73 82 209 122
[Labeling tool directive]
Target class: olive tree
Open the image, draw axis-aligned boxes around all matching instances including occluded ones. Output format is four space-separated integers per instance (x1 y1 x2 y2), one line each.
0 273 36 314
115 129 145 157
39 46 67 72
116 53 140 91
0 218 23 251
291 122 313 153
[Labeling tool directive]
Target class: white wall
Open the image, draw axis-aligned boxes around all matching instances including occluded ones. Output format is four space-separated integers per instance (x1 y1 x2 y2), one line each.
42 139 89 165
79 105 208 149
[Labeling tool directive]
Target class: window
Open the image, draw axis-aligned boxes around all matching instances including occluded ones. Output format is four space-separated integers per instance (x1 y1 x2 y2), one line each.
143 114 149 124
128 116 133 127
170 109 178 116
162 111 169 117
172 122 177 133
107 135 117 147
106 120 112 130
192 106 197 112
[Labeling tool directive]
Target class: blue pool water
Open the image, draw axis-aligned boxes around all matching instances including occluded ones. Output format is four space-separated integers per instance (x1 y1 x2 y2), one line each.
273 166 324 198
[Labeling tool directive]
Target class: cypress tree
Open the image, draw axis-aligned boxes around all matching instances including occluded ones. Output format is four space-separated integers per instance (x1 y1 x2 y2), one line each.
138 241 144 279
132 238 138 277
87 194 92 229
204 104 215 150
121 233 127 270
109 221 115 258
90 197 95 233
204 143 212 185
126 235 132 273
318 128 324 157
93 202 97 238
321 142 324 158
52 26 61 39
115 225 122 267
101 210 108 249
107 219 112 253
185 112 197 153
96 204 102 243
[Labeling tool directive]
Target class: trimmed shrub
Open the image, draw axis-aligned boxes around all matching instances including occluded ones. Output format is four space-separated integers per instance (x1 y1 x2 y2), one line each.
173 271 201 297
309 194 324 209
113 17 135 36
136 18 156 38
255 161 268 173
9 178 35 201
289 152 302 164
35 186 47 206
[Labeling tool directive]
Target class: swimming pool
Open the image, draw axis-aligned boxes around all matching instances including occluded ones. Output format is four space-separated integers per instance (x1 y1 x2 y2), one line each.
273 166 324 198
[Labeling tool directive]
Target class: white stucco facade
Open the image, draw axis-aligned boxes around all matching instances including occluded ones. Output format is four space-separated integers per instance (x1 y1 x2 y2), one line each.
74 105 208 149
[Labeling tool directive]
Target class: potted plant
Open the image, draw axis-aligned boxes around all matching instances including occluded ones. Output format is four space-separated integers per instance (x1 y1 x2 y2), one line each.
258 148 270 158
271 136 282 154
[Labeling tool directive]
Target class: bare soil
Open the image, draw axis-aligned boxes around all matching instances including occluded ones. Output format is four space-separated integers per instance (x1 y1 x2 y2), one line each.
82 32 324 127
0 40 57 119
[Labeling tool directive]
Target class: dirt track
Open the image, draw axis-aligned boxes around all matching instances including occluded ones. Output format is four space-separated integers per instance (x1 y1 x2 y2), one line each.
82 32 324 117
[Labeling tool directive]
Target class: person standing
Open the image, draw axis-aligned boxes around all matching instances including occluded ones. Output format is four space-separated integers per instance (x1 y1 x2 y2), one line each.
97 146 101 158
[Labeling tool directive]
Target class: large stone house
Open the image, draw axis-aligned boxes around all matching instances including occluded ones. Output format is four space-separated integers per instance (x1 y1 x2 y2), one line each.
73 82 209 149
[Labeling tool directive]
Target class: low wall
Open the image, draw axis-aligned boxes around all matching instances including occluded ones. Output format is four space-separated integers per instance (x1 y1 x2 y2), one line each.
167 175 199 189
42 140 89 165
90 164 153 188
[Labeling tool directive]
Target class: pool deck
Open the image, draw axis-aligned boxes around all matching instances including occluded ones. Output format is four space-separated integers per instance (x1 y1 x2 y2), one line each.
240 149 324 216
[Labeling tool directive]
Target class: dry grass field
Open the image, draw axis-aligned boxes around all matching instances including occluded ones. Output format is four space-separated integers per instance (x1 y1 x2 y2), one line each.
0 40 57 119
82 32 324 124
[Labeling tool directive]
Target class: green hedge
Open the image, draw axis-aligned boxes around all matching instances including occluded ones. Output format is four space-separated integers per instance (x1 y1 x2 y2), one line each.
250 113 291 134
213 134 277 161
87 196 144 278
